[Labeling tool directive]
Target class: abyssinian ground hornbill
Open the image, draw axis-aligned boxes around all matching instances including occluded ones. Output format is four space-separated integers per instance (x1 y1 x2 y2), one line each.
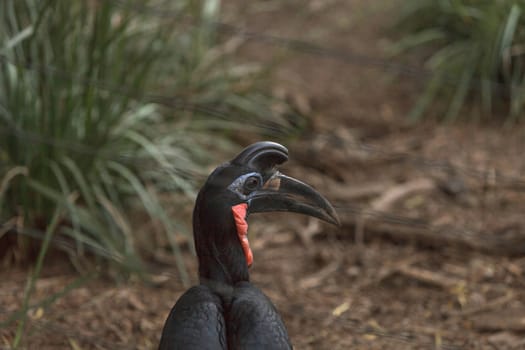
159 141 339 349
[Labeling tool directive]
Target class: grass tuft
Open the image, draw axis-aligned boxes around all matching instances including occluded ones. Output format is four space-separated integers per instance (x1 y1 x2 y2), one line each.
391 0 525 121
0 0 303 284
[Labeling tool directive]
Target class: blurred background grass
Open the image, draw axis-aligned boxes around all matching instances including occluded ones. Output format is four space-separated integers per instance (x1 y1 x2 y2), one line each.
0 0 303 282
391 0 525 121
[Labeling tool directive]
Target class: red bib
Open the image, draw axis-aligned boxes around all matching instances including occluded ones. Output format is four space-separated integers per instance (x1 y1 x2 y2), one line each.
231 203 253 267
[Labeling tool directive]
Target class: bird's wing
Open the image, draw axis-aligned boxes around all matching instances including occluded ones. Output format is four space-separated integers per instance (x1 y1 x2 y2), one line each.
158 285 227 350
227 282 292 350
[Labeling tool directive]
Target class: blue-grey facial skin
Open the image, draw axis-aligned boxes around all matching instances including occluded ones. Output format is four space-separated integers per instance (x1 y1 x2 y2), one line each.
227 172 263 201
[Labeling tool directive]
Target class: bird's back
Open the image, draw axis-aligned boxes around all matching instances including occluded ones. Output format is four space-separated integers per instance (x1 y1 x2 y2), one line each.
158 285 227 350
159 282 291 350
227 282 292 350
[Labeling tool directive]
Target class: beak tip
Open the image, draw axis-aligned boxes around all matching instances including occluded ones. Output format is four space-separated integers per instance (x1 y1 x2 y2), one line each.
328 210 341 227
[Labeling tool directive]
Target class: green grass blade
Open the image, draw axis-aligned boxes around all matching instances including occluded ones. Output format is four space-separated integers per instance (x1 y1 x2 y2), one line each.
12 206 61 349
107 161 190 286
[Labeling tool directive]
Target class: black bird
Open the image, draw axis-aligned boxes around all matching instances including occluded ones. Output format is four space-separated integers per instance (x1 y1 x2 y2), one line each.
159 141 339 350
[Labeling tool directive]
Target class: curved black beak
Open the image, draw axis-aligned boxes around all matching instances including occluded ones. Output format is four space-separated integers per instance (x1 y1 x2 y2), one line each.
247 172 340 226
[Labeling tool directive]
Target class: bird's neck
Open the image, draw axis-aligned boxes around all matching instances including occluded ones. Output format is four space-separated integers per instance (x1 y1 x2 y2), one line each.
193 204 250 286
196 241 250 286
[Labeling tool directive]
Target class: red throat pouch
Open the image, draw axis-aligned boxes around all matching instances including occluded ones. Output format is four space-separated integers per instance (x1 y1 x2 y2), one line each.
231 203 253 267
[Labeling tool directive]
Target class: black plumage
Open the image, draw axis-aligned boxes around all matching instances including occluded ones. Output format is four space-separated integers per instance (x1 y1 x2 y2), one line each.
159 141 339 350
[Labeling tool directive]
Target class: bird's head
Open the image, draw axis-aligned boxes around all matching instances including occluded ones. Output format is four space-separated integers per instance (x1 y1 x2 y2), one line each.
193 141 339 284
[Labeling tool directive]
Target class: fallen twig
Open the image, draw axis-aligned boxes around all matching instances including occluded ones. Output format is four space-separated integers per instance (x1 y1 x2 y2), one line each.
449 291 516 317
396 265 463 290
355 178 436 245
298 259 342 289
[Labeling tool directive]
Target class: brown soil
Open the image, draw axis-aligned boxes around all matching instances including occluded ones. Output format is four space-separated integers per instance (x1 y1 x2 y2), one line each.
2 1 525 349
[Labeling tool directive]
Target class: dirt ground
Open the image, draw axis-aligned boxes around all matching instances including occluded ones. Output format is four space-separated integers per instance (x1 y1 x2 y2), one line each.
2 1 525 349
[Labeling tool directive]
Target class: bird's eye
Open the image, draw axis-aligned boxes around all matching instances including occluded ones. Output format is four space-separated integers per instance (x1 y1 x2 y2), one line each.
243 176 260 192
